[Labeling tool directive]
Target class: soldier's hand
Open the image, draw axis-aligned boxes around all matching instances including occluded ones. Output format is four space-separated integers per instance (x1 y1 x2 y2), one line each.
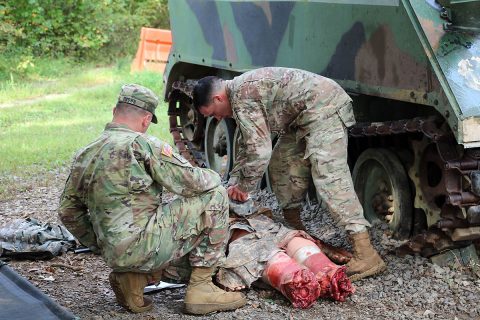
227 185 249 202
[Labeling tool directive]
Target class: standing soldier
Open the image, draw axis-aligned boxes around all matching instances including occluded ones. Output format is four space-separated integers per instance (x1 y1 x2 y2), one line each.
59 84 246 314
193 67 386 281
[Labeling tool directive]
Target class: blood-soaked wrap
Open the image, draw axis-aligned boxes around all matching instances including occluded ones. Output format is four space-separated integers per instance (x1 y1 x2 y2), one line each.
262 252 320 309
286 237 355 302
328 267 353 301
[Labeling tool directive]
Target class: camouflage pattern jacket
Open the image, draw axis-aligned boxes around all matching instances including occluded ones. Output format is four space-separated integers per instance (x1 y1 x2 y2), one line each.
59 123 221 269
225 67 352 192
0 218 75 260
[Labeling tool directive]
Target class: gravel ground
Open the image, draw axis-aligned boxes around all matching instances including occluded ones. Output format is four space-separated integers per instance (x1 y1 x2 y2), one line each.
1 170 479 320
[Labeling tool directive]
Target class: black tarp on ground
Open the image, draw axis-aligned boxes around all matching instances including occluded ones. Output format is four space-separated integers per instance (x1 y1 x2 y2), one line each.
0 261 77 320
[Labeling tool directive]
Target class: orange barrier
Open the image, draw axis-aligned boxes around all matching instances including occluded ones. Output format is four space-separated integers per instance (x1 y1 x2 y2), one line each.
131 27 172 73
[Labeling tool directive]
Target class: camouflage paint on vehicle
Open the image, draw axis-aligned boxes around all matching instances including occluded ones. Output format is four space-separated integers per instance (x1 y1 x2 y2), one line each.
163 0 480 249
164 0 480 147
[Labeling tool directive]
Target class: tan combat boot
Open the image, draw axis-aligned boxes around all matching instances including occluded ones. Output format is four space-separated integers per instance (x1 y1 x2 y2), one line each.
346 231 386 281
147 269 163 285
283 208 306 231
184 267 246 314
109 272 152 313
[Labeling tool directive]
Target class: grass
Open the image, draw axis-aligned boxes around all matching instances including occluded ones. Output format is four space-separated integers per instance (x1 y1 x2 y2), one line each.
0 57 132 104
0 59 173 198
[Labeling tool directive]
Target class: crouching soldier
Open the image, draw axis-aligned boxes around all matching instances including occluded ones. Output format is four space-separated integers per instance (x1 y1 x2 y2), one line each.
59 84 246 314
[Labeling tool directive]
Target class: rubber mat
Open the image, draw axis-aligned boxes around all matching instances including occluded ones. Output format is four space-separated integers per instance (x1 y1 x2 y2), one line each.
0 262 76 320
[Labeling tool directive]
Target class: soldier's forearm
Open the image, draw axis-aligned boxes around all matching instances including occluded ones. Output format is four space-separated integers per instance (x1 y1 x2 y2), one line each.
237 176 262 193
59 207 98 249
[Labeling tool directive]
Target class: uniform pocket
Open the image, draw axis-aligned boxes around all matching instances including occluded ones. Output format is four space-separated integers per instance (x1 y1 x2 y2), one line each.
303 116 345 160
336 101 356 128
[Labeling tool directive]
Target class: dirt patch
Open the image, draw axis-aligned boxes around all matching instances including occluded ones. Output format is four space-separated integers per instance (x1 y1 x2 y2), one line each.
1 170 479 319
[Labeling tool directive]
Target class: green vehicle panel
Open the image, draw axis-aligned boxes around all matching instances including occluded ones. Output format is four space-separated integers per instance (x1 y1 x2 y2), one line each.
165 0 480 146
163 0 480 249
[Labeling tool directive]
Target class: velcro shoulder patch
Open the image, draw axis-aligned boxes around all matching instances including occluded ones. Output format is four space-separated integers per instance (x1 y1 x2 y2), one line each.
173 152 188 164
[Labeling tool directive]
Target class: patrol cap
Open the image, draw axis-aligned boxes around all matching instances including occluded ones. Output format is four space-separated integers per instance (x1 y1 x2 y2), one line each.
118 84 159 124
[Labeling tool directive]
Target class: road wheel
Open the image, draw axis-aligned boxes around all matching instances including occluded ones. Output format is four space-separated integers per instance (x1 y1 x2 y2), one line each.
179 97 205 145
204 117 236 180
352 148 413 239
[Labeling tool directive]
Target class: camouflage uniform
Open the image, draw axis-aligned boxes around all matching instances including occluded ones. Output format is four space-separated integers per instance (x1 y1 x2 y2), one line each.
59 89 229 273
0 218 75 259
217 215 313 290
226 67 370 233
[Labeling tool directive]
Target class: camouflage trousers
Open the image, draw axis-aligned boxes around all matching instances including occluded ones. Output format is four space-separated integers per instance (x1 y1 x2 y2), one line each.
112 186 229 272
269 102 370 233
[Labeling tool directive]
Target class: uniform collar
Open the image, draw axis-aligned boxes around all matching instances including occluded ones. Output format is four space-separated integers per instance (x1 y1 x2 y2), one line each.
225 80 234 106
105 122 135 132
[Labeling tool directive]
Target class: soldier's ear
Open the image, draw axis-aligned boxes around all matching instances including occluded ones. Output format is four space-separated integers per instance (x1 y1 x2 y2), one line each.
141 113 152 128
218 92 230 102
212 94 222 104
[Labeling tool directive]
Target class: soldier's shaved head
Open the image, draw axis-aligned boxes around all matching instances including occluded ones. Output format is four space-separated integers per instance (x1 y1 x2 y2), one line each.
115 102 151 119
193 76 224 111
112 102 153 133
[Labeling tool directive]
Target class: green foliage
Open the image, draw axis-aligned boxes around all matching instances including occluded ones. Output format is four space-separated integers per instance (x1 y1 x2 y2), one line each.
0 0 169 80
0 56 81 87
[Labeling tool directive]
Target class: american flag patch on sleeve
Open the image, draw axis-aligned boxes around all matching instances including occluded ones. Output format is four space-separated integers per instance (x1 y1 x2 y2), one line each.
161 143 173 157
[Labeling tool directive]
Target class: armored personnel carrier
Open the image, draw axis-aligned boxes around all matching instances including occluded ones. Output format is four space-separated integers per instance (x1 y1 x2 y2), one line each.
163 0 480 253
